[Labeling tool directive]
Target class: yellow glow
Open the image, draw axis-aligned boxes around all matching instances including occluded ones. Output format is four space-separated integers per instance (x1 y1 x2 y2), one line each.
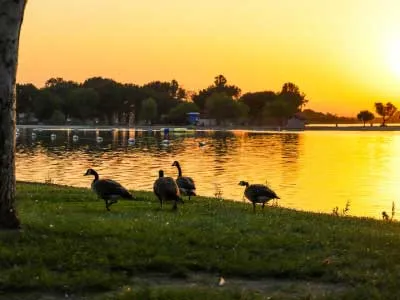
17 0 400 116
386 38 400 78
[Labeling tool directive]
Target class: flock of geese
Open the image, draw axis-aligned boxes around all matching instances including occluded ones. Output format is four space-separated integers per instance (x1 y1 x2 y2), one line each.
84 161 280 212
15 129 206 147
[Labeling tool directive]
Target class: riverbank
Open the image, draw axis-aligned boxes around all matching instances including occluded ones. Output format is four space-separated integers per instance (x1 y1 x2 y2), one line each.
16 123 400 132
2 182 400 299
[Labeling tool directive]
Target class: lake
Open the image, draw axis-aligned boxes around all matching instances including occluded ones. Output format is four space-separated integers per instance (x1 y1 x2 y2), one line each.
15 127 400 218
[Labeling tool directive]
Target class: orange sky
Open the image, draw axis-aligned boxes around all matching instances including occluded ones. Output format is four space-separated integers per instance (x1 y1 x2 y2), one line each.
17 0 400 116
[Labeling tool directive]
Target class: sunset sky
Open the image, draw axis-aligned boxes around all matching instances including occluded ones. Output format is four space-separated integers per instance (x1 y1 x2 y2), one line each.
18 0 400 116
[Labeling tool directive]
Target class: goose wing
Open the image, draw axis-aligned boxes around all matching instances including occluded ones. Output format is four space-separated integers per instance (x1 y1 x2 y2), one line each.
93 179 132 199
245 184 279 202
176 176 196 190
154 177 180 199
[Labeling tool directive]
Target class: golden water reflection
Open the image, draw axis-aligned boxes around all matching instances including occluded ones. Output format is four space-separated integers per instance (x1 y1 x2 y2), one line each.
15 128 400 218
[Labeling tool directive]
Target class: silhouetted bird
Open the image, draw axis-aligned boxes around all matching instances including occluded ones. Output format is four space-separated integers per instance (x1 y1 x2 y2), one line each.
84 168 134 211
153 170 183 210
239 181 280 212
172 160 196 200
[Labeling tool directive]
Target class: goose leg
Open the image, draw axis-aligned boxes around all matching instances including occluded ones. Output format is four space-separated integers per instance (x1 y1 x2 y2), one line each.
172 200 178 210
105 200 110 211
108 199 117 209
158 197 163 209
262 202 265 210
252 202 256 213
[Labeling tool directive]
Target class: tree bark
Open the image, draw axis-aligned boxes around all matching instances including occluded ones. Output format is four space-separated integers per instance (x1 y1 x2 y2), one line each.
0 0 27 229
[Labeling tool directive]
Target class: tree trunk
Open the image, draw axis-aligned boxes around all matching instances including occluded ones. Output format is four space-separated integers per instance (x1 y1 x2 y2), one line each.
0 0 27 229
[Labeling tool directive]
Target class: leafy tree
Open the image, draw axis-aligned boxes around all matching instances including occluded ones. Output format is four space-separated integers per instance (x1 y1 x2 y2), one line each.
240 91 276 124
235 101 250 123
167 102 199 124
142 80 184 120
49 110 66 125
262 98 292 126
44 77 80 117
279 82 308 113
66 88 99 121
374 102 397 126
33 90 62 121
193 75 241 110
357 110 374 126
16 83 39 121
140 98 158 124
262 82 308 125
45 77 80 97
83 77 123 124
120 83 145 124
205 93 247 125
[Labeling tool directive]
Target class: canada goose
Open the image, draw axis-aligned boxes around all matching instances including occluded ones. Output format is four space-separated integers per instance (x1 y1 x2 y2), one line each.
153 170 183 210
238 181 280 212
96 136 103 143
172 161 196 200
72 135 79 142
84 168 134 211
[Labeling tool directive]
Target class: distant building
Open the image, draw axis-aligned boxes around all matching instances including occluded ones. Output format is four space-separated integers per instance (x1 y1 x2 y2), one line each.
286 114 306 130
186 112 200 125
198 118 217 127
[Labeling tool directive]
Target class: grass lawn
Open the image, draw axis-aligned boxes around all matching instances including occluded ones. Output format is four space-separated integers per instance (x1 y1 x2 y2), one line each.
0 182 400 299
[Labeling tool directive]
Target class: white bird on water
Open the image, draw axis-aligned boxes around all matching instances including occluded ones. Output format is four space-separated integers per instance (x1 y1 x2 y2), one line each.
50 133 56 141
161 139 171 146
96 136 103 143
72 135 79 142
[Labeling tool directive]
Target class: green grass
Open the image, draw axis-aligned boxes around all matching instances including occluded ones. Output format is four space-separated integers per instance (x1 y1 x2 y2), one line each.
1 182 400 299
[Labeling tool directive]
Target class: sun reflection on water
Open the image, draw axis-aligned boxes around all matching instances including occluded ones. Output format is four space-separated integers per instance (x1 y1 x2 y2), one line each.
15 128 400 218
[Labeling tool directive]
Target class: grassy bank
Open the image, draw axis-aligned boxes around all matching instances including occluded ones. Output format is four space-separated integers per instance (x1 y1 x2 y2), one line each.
1 183 400 299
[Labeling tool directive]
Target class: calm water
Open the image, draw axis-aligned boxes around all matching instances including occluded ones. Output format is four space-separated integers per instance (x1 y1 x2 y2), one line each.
15 127 400 218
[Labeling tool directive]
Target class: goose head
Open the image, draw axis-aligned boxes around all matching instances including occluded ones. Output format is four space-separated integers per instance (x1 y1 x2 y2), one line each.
158 170 164 178
84 168 97 176
171 161 180 167
238 181 249 187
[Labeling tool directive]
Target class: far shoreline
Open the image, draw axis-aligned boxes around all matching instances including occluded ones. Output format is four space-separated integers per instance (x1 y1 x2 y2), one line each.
15 123 400 132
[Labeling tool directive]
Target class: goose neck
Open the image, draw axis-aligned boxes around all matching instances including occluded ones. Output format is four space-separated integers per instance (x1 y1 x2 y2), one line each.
175 163 182 177
92 171 99 181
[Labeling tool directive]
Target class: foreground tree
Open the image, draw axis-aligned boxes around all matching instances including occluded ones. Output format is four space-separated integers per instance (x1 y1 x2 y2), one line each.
374 102 397 126
0 0 28 229
357 110 374 127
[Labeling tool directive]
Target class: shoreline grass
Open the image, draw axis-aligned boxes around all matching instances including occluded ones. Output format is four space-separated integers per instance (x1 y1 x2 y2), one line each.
1 182 400 299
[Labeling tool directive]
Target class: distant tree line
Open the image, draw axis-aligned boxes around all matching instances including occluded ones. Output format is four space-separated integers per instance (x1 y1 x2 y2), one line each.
16 75 308 126
357 102 398 127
